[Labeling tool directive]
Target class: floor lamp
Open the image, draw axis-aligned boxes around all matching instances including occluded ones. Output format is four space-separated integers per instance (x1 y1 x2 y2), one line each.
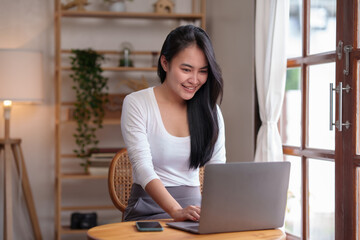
0 50 43 240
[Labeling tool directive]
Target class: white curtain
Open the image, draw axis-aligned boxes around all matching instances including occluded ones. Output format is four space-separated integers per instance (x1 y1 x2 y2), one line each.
254 0 289 162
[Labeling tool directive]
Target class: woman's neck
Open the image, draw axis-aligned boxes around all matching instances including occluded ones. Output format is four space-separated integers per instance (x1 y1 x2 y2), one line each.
155 83 186 108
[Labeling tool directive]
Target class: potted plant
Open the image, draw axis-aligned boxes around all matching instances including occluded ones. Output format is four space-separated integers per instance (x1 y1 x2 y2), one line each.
70 48 109 173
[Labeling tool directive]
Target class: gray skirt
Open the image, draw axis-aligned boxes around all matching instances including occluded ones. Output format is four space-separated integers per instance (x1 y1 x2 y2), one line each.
124 184 202 221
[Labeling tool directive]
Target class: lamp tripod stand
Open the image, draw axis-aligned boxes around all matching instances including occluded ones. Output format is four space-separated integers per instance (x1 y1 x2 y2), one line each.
1 104 42 240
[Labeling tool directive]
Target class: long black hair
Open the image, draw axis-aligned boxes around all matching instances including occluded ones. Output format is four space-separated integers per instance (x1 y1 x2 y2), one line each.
158 25 224 169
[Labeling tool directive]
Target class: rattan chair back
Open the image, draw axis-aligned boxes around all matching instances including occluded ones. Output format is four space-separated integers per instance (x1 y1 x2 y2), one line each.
108 148 205 218
108 149 133 214
199 166 204 193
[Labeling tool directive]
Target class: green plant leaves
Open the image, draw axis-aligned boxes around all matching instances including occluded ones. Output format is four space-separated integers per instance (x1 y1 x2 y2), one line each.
70 48 109 173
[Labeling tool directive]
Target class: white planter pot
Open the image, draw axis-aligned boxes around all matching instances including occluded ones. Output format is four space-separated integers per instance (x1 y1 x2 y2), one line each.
109 1 126 12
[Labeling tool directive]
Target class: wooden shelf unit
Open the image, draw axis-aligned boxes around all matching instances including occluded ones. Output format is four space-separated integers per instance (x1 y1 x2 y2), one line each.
60 119 120 125
61 10 204 21
61 49 159 72
61 66 157 72
61 205 116 211
60 226 87 235
60 173 108 180
54 0 206 239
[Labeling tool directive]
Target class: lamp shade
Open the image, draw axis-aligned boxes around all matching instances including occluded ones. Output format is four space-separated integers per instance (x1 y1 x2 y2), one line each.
0 50 43 103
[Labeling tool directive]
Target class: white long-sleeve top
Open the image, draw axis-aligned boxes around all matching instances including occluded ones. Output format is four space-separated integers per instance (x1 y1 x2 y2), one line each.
121 87 226 189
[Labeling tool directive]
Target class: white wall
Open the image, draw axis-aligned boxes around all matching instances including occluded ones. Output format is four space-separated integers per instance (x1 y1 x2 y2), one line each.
0 0 255 239
0 0 55 239
207 0 255 163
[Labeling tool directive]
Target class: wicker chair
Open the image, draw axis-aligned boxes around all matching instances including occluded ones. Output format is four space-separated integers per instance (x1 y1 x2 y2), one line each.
108 148 205 220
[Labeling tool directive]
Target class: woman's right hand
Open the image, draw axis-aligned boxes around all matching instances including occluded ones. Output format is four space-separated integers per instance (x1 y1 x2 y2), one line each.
170 205 201 222
144 179 201 222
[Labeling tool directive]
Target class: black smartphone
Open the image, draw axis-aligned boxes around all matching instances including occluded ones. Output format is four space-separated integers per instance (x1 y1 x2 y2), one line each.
135 221 164 232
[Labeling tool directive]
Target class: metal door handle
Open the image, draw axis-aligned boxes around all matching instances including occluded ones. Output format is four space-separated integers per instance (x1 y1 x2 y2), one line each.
343 45 353 76
329 82 351 131
329 83 334 130
338 82 343 131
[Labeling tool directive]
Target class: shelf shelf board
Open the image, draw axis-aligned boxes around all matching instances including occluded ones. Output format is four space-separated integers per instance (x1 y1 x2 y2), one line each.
61 10 203 20
61 66 157 72
60 173 108 180
61 101 74 106
61 205 116 211
60 226 88 234
60 154 77 158
61 49 159 56
60 119 120 125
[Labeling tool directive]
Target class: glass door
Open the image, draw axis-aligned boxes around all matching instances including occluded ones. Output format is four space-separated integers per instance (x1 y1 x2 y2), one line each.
281 0 359 239
281 0 338 239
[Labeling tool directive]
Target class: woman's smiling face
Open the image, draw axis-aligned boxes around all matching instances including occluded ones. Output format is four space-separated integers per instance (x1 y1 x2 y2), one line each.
161 44 208 102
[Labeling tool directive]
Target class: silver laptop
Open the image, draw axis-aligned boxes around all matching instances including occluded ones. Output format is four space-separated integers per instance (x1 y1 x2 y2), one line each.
167 161 290 234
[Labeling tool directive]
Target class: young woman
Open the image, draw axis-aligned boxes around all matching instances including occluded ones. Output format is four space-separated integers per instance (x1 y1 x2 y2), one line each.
120 25 226 222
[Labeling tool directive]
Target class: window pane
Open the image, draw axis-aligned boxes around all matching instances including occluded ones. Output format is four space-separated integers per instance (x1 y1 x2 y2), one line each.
309 159 335 240
357 167 360 238
280 68 301 146
284 155 302 238
288 0 302 58
309 0 336 54
357 61 360 155
308 63 335 150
